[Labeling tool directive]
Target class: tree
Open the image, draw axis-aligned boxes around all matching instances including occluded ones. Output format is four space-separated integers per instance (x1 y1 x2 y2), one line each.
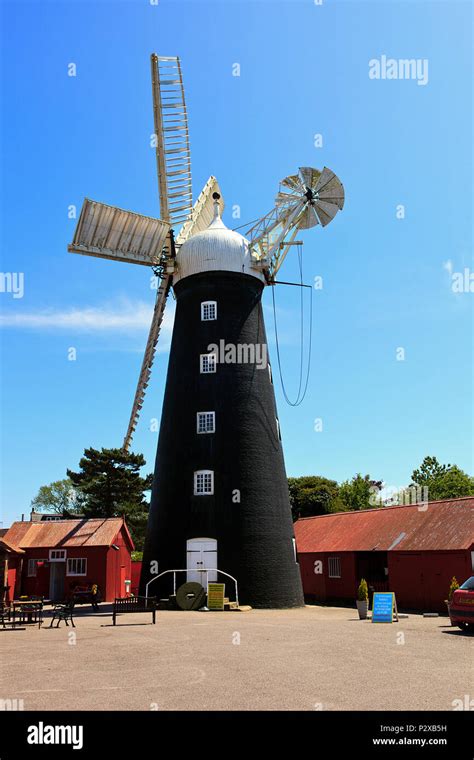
30 478 82 515
67 448 153 549
120 501 150 553
339 474 383 512
288 476 344 520
411 456 449 488
410 456 474 501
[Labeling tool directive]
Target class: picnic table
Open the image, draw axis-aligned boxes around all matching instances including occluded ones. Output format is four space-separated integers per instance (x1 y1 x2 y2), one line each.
11 600 43 628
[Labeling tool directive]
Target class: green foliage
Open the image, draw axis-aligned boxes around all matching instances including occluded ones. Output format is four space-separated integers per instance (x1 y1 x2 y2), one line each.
288 476 344 520
411 456 474 501
339 474 383 512
30 478 82 515
448 576 459 602
411 455 449 485
131 551 143 562
357 578 369 602
67 447 152 550
121 502 149 554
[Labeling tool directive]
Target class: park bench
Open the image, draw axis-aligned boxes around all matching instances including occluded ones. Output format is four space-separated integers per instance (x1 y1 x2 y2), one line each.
49 599 75 628
112 596 157 626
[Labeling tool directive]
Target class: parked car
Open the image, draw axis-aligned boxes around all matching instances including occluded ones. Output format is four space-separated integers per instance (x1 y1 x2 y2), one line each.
449 576 474 631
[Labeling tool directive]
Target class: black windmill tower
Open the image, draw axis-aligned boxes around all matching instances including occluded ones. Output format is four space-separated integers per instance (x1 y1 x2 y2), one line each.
68 54 344 608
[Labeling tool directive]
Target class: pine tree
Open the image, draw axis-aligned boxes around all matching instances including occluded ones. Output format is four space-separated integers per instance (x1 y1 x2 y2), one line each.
67 448 153 547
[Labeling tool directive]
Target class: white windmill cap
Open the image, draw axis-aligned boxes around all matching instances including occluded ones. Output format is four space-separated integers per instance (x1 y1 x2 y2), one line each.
173 198 265 285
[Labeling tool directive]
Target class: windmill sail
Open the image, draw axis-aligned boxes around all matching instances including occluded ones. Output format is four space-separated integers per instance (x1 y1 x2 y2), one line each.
68 199 170 266
151 54 193 228
176 176 223 246
123 274 172 452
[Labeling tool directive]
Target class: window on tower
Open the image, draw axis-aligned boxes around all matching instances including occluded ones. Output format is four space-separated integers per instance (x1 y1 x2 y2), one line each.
276 417 281 440
194 470 214 495
200 353 216 374
201 301 217 321
197 411 215 434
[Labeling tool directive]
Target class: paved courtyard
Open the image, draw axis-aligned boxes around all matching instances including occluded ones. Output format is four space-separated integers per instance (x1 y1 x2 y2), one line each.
1 605 472 711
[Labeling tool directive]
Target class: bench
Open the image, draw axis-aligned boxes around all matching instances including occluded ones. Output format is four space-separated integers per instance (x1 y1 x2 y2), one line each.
112 596 157 626
50 599 75 628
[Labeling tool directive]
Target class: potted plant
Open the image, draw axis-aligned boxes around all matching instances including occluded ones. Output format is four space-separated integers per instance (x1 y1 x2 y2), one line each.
445 576 459 614
356 578 369 620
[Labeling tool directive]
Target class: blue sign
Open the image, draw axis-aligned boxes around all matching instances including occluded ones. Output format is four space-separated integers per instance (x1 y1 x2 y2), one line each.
372 592 397 623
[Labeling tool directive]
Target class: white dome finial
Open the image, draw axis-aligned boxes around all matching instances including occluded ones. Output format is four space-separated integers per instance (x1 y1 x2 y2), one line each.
208 192 226 230
212 191 221 221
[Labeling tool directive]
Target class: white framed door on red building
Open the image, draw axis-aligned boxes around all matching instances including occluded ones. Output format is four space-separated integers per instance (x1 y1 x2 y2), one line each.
49 562 66 601
186 538 217 583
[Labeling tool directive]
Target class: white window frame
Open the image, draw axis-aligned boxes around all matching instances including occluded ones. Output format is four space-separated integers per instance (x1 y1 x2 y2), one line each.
328 557 341 579
28 559 40 577
66 558 87 577
200 353 216 374
292 538 297 563
49 549 66 562
276 417 281 441
196 411 216 434
194 470 214 496
201 301 217 321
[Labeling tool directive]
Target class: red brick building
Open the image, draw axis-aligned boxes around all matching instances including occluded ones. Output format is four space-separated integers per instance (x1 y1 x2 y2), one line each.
0 517 134 602
294 497 474 612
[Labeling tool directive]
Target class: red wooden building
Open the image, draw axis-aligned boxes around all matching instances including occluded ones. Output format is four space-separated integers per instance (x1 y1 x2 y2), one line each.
0 517 134 602
294 497 474 612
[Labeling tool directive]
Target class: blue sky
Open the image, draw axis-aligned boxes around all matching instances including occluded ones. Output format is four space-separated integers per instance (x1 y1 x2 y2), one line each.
1 0 472 526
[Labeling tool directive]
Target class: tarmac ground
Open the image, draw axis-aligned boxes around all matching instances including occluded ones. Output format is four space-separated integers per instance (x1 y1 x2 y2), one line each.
1 604 472 711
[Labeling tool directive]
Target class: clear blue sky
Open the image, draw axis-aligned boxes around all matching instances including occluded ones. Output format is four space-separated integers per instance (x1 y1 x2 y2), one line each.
1 0 472 526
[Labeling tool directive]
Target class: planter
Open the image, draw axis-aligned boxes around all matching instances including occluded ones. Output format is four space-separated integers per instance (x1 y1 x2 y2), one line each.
357 600 369 620
445 600 452 623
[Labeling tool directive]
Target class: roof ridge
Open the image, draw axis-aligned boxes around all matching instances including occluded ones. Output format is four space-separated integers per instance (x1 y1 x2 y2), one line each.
297 495 474 521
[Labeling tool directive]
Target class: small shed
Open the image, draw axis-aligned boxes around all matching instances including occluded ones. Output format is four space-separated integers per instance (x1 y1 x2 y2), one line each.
1 517 134 602
0 532 24 603
294 497 474 612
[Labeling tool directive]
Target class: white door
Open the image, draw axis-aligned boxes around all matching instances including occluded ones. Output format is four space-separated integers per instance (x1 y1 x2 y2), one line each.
186 538 217 583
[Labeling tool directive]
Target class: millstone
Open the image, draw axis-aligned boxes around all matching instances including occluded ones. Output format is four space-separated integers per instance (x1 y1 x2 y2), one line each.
176 582 206 610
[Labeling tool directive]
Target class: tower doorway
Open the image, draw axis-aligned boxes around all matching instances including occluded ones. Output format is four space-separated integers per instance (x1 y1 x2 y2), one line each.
186 538 217 583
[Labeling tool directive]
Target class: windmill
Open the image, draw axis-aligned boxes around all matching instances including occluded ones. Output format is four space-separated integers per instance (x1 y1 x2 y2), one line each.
68 54 344 608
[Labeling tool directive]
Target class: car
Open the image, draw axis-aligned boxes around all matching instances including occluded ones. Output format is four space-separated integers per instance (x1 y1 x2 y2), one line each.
449 576 474 631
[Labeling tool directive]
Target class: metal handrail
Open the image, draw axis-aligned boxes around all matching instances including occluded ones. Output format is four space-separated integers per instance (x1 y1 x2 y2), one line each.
145 568 239 607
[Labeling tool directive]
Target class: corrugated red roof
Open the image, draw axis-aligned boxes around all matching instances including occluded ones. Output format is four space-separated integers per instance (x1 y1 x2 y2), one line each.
0 536 24 554
3 518 132 550
294 497 474 553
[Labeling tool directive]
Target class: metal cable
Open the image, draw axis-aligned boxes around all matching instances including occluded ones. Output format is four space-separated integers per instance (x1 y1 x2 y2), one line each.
271 243 313 407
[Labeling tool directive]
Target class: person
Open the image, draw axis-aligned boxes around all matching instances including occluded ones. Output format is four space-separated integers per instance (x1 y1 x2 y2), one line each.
91 583 101 611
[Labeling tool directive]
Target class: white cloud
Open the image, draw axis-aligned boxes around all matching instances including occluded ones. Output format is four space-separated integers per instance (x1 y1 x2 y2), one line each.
0 298 175 351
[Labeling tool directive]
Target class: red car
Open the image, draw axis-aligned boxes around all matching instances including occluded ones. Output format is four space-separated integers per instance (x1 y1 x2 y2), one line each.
450 576 474 631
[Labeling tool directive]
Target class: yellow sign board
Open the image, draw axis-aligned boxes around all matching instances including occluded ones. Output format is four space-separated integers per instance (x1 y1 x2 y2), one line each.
207 583 225 611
